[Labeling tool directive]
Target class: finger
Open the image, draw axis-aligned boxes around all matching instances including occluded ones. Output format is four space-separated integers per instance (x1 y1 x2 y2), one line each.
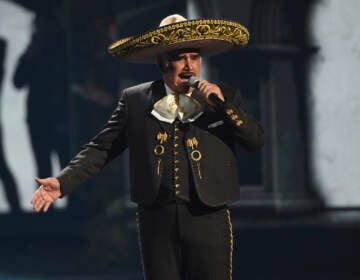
43 202 52 212
197 84 212 99
199 83 215 96
197 80 208 91
198 80 208 87
30 193 37 204
35 177 46 186
31 191 42 205
35 177 60 191
39 188 50 202
34 199 44 212
43 185 55 191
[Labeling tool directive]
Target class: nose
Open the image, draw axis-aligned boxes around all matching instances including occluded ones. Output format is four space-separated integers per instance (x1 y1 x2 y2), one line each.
184 56 192 70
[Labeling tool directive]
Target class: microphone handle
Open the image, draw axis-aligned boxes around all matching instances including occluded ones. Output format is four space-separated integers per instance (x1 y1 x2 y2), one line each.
208 93 225 107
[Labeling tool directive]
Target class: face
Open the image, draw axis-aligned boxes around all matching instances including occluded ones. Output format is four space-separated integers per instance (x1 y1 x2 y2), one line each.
162 52 201 94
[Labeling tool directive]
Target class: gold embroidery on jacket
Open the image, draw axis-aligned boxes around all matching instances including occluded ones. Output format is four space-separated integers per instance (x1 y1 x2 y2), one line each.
226 209 233 280
186 137 202 179
154 131 168 175
157 131 168 144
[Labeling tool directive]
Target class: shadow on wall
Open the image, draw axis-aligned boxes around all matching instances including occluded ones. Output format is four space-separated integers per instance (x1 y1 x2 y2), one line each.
0 38 21 214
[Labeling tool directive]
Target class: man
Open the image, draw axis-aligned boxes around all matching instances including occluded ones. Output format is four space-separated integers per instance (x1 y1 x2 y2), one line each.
31 14 264 279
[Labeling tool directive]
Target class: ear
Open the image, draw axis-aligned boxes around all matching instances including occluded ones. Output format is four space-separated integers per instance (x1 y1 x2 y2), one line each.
157 56 170 73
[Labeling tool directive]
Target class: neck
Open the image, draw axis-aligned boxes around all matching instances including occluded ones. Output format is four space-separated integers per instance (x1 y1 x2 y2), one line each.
164 82 190 94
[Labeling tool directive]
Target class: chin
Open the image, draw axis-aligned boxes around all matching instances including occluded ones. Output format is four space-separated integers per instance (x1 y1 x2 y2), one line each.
181 85 190 94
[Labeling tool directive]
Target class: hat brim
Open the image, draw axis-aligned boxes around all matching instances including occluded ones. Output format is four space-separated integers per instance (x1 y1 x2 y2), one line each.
108 19 249 63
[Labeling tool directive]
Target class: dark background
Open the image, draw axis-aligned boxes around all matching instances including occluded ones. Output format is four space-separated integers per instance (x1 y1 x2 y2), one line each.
0 0 359 279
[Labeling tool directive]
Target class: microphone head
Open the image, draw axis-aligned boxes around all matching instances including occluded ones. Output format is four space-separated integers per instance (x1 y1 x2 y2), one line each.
188 76 201 88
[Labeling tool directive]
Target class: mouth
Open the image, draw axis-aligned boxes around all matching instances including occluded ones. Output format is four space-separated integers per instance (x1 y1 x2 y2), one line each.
179 72 194 81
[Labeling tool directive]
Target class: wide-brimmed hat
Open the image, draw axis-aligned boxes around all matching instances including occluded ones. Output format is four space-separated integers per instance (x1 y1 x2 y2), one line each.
108 14 249 63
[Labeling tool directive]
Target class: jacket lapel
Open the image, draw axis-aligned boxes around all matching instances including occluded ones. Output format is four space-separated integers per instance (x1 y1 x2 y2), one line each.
146 80 169 131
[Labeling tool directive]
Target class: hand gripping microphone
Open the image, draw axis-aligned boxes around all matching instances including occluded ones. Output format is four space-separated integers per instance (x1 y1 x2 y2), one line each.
188 76 225 107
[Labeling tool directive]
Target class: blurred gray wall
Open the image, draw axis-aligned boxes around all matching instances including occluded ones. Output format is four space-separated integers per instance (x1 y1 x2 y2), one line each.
309 0 360 207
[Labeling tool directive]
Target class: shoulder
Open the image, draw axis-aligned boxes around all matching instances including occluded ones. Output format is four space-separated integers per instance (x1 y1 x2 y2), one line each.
123 80 162 96
219 84 242 101
124 81 153 95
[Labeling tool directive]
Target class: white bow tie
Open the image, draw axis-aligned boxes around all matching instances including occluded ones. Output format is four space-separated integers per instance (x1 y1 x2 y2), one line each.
151 93 204 123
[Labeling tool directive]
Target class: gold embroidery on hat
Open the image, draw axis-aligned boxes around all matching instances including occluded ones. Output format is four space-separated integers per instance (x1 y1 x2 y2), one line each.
151 34 166 44
109 19 250 58
196 24 211 35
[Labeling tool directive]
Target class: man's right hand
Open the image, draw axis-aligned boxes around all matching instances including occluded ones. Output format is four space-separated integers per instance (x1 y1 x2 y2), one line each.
31 177 61 213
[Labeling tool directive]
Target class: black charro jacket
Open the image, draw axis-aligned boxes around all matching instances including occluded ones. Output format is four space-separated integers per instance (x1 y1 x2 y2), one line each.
57 80 264 207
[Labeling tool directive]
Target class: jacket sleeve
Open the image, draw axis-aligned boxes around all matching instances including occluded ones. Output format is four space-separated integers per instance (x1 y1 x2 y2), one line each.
57 91 129 196
219 85 264 151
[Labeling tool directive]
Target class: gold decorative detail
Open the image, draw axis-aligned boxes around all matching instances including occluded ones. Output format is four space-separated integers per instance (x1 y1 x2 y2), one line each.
176 190 180 195
175 184 180 188
186 137 199 150
196 162 203 179
226 109 234 116
175 176 180 180
236 120 244 127
174 143 179 148
154 97 166 110
174 151 179 156
174 167 180 172
157 132 168 144
230 114 238 121
174 160 180 164
226 209 233 280
174 93 184 113
154 145 165 156
157 159 161 175
187 138 202 179
196 24 211 35
167 98 177 114
108 37 132 49
151 34 166 44
109 19 250 58
190 150 202 161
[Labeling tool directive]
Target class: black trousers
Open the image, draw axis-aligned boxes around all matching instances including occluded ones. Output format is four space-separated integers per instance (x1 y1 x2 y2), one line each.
137 202 233 280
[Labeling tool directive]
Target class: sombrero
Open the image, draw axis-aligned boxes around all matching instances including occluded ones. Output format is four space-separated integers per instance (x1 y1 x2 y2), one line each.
108 14 249 63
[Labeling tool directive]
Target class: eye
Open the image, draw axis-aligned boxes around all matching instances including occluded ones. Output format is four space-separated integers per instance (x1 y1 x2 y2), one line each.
190 54 201 60
170 55 185 62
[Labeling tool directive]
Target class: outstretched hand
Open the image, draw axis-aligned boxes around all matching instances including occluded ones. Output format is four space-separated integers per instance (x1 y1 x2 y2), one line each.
31 177 61 213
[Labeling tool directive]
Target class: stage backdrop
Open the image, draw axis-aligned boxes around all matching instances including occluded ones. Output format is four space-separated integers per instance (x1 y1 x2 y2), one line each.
309 0 360 207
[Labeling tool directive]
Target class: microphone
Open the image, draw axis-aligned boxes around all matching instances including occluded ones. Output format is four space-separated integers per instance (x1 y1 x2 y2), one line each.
188 76 201 89
188 76 225 107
